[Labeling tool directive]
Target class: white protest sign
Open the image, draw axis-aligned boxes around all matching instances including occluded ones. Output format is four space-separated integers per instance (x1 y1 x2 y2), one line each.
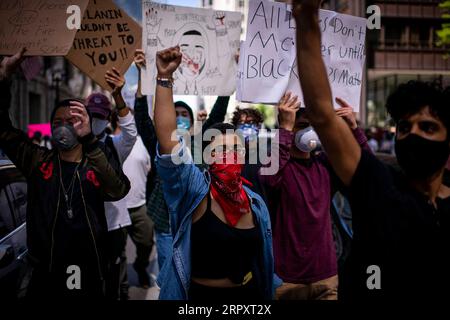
239 0 366 111
141 2 242 96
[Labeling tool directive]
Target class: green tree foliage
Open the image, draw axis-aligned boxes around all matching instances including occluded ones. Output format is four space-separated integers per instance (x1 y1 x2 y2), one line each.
437 0 450 48
254 104 277 129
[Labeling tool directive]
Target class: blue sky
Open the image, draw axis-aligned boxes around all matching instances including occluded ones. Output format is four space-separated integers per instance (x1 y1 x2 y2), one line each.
114 0 200 21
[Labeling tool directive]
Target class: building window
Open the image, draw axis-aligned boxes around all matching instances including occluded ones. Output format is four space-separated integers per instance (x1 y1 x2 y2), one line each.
384 22 403 47
410 24 433 49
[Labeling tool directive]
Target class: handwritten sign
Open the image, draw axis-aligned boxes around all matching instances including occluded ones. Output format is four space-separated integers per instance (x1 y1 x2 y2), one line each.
238 0 366 111
141 2 242 96
0 0 89 56
66 0 142 91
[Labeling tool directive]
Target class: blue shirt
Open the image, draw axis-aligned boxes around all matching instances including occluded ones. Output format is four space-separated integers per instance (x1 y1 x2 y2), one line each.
155 139 276 300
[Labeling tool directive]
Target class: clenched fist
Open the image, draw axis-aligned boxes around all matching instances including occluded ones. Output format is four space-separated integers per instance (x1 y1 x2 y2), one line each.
156 46 182 78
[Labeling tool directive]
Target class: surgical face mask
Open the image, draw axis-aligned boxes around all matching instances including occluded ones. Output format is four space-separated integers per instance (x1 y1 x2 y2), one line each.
52 124 79 151
395 134 450 180
177 116 191 131
237 124 260 142
92 118 109 137
295 127 321 153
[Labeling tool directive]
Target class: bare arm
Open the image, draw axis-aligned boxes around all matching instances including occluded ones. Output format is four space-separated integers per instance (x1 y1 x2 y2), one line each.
154 46 183 155
105 68 137 163
105 67 130 118
294 1 360 186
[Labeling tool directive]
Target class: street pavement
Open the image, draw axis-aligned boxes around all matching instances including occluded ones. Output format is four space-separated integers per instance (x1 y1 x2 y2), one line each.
126 235 160 300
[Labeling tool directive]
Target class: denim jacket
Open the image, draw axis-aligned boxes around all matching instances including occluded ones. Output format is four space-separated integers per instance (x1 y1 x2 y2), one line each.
155 139 276 300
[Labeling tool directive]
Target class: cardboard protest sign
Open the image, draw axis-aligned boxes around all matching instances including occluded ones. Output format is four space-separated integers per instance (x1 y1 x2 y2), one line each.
141 2 242 96
239 0 366 111
0 0 89 56
66 0 142 91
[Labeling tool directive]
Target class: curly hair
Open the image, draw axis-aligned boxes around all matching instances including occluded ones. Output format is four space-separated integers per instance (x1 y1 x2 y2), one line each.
231 107 264 126
386 81 449 133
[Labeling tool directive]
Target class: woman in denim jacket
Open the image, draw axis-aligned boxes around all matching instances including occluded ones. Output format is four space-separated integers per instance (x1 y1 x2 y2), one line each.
152 46 276 301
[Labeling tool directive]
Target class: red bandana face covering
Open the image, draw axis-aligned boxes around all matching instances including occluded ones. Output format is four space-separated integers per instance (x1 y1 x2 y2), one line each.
209 152 251 227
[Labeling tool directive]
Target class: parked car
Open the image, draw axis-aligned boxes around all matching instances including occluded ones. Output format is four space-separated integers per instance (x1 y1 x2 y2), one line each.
0 151 30 299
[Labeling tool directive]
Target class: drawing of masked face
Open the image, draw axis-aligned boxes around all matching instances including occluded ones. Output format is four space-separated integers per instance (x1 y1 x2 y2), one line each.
179 30 206 79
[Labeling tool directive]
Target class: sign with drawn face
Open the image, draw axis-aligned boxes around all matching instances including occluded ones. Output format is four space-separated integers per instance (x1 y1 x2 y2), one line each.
0 0 89 56
176 23 209 86
141 2 242 96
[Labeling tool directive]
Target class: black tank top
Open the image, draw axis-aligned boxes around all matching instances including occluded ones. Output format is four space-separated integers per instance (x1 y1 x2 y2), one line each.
191 193 262 284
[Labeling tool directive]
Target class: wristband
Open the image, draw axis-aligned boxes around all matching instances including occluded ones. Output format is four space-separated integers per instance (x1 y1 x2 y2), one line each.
157 76 174 89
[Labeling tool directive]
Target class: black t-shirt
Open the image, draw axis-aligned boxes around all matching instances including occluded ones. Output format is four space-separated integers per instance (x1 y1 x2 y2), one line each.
50 161 105 298
343 150 450 301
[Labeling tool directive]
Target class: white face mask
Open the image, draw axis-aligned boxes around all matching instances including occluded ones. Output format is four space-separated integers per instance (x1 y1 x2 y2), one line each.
92 118 109 137
294 127 321 153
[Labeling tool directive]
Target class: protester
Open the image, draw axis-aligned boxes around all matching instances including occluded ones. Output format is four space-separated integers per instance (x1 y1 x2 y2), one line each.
133 49 231 273
86 68 137 300
113 110 155 289
231 107 268 202
0 49 130 299
152 46 274 300
133 51 171 273
294 0 449 300
260 92 369 300
232 108 264 135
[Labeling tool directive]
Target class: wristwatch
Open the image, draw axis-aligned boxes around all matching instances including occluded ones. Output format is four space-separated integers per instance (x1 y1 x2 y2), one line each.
157 76 174 88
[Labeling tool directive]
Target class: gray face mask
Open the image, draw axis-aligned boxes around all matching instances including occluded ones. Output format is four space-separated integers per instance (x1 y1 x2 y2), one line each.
52 124 79 151
294 127 321 153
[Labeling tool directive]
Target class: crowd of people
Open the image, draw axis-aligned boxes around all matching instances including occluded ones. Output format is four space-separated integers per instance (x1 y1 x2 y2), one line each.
0 0 449 301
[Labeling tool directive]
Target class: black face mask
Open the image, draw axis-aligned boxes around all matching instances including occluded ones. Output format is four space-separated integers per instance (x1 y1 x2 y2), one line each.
395 134 450 180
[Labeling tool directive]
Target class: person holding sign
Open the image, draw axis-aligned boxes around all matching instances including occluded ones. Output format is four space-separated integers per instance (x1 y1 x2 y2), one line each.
259 92 369 300
293 0 450 300
86 68 137 300
152 46 274 301
0 49 130 299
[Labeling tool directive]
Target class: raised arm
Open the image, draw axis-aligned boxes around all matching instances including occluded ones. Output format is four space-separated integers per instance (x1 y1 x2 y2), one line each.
202 96 230 131
154 46 183 155
153 47 210 233
259 92 300 189
335 97 371 153
0 49 48 178
294 1 360 186
105 68 137 163
133 49 158 163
